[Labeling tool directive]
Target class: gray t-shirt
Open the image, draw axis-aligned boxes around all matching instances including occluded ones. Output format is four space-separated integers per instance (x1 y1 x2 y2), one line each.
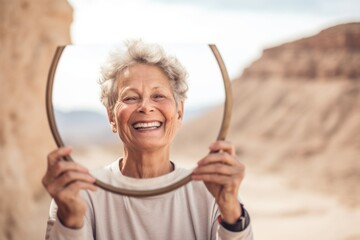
45 160 253 240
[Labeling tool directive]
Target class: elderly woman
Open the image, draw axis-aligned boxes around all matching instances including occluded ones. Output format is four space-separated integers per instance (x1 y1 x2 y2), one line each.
43 40 253 240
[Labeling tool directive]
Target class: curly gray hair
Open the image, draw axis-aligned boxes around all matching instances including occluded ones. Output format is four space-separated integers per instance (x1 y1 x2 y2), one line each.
99 40 188 111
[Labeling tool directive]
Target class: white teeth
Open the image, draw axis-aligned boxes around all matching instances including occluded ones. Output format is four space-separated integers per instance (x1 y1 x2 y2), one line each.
133 122 161 129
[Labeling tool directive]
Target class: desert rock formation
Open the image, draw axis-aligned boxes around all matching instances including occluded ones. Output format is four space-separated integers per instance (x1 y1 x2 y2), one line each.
177 22 360 206
0 1 72 239
241 22 360 80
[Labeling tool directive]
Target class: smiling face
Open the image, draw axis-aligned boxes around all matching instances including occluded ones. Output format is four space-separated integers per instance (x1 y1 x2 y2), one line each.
108 63 183 152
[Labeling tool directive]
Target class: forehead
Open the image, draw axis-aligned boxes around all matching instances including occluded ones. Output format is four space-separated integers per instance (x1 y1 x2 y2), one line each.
117 64 170 86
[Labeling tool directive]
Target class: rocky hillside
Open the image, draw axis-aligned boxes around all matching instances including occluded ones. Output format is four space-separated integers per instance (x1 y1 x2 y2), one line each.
241 22 360 80
0 1 72 239
176 22 360 206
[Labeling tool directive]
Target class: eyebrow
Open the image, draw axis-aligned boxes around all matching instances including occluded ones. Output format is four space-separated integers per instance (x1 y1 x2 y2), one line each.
121 86 166 92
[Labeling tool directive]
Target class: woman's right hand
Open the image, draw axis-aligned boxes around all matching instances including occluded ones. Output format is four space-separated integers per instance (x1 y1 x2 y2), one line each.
42 147 97 229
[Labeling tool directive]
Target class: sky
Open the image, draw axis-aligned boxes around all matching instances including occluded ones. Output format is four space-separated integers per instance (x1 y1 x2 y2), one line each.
54 43 225 113
55 0 359 113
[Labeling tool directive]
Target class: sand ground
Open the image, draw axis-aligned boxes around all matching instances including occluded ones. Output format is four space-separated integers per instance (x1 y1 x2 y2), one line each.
241 166 360 240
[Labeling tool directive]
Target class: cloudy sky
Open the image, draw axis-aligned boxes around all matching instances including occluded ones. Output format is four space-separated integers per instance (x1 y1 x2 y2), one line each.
57 0 359 112
67 0 359 75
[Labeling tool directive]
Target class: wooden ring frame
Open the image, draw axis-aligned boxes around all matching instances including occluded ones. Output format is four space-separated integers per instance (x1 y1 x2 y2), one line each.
46 44 232 197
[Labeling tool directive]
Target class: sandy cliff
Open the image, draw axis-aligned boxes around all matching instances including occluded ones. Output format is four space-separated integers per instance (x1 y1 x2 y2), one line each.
241 22 360 80
177 22 360 206
0 1 72 239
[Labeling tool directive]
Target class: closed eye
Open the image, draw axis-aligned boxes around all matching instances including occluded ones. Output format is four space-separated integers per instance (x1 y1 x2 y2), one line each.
152 94 166 101
123 96 139 103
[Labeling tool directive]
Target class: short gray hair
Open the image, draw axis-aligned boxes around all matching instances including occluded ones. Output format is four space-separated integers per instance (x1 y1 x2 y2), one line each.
99 39 188 111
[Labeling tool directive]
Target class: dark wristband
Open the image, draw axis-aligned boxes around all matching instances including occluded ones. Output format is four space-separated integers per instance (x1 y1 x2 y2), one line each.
219 203 250 232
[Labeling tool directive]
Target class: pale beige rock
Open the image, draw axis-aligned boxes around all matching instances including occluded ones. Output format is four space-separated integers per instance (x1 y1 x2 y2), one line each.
176 23 360 207
0 0 72 239
241 23 360 80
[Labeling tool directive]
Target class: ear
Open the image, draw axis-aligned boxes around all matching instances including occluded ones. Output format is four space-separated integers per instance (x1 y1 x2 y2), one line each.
177 100 184 122
107 108 117 133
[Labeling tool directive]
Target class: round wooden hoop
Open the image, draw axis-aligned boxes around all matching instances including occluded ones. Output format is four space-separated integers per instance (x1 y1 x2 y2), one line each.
46 44 232 197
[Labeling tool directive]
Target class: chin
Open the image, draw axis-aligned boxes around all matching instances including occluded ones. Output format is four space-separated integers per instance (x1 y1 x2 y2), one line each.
133 141 168 151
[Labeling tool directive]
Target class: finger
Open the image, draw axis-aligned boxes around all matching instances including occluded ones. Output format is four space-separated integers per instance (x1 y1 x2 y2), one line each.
193 163 238 176
192 173 231 185
47 147 73 167
192 173 244 190
43 161 90 188
209 141 235 155
50 161 89 178
65 181 97 195
54 181 97 203
47 171 96 195
197 151 238 166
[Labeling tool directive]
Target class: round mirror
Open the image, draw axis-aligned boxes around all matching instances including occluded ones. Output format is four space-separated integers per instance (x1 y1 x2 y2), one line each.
46 43 232 196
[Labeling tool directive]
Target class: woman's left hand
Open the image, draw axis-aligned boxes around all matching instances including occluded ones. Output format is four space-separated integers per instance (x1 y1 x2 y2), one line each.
192 141 245 224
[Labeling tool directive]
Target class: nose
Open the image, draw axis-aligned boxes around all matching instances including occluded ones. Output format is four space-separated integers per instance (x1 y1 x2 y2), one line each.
137 97 155 113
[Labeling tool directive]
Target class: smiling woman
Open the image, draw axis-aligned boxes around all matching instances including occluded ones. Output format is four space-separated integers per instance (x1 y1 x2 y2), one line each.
44 40 253 240
48 41 228 191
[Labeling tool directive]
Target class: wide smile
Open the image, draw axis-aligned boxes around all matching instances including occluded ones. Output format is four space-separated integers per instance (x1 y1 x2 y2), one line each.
132 121 163 131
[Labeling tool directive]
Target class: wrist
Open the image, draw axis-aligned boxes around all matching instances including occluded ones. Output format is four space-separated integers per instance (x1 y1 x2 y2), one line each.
57 210 84 229
219 203 251 232
219 200 241 224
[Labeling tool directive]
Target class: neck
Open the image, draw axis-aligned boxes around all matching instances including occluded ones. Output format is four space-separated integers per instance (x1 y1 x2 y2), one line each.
120 147 173 178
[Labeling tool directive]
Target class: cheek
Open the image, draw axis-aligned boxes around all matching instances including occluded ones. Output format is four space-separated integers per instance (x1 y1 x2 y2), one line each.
114 106 134 143
162 103 177 122
164 115 181 143
115 105 132 127
163 105 180 131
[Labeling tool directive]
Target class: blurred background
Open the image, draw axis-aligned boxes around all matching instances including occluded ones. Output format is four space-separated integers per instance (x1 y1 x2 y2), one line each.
0 0 359 239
